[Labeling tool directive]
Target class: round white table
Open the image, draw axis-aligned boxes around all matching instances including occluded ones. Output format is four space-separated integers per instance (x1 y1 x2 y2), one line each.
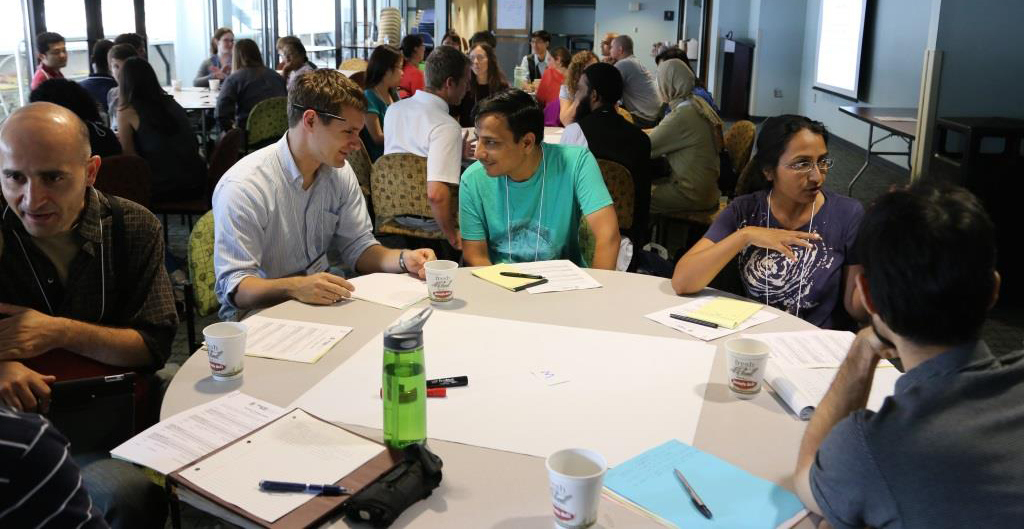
163 269 816 528
165 86 218 110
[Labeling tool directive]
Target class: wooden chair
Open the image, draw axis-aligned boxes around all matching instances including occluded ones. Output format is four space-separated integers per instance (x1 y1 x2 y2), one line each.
339 58 368 71
370 153 457 240
347 139 374 221
244 96 288 152
93 154 152 209
596 159 635 232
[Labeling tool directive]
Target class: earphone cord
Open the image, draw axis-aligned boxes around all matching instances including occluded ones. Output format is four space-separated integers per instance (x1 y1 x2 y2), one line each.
3 193 106 320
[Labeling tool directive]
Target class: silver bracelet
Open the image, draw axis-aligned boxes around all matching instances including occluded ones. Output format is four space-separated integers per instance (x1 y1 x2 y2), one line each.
398 250 408 273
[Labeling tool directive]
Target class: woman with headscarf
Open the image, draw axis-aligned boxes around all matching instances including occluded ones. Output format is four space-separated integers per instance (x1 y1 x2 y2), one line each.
648 58 723 214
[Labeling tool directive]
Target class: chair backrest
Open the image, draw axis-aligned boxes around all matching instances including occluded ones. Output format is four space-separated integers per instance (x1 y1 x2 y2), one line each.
339 58 368 71
207 128 244 188
93 154 152 209
348 139 373 198
596 159 635 231
724 120 756 173
245 96 288 149
187 211 220 317
371 153 457 224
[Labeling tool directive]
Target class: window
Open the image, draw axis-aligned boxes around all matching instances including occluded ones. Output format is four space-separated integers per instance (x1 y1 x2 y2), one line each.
43 0 90 80
0 1 32 116
219 0 268 60
101 0 138 39
291 0 336 68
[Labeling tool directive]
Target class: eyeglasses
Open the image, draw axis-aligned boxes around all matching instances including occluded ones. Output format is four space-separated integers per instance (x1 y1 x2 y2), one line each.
784 157 834 173
291 104 346 123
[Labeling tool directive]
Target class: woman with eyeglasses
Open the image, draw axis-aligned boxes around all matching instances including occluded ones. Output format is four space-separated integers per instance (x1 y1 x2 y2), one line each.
671 114 867 329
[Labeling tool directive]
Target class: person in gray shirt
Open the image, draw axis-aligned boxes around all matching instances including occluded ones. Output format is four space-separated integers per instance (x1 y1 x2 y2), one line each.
610 35 663 127
215 38 286 130
794 182 1024 529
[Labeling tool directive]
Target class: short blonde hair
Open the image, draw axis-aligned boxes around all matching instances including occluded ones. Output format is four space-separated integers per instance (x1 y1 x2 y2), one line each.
288 69 367 127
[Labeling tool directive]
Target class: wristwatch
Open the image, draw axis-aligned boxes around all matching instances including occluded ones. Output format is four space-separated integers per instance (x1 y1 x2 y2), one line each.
398 250 408 273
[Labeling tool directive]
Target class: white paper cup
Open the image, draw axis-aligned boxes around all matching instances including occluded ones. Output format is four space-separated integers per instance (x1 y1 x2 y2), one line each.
208 78 221 91
725 338 771 399
424 260 458 302
203 322 246 381
171 79 182 91
546 448 607 529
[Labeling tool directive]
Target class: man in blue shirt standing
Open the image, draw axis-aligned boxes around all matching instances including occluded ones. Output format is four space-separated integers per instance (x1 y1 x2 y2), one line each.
460 89 619 269
793 183 1024 528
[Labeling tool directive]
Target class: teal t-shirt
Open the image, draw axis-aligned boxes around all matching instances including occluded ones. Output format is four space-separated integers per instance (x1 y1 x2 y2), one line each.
460 143 613 266
360 88 393 161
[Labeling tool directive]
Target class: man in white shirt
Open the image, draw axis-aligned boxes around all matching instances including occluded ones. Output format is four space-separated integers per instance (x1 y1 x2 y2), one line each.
610 35 663 127
212 69 436 321
519 30 552 82
383 45 472 250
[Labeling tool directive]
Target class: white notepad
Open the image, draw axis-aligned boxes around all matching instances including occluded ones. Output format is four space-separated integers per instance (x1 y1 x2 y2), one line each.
348 273 428 309
241 315 352 363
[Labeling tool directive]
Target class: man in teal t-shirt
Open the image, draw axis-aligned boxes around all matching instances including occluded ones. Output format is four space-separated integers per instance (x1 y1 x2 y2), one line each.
460 89 620 268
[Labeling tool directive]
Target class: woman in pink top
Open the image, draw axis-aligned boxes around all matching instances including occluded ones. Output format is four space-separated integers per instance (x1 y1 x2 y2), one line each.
398 34 425 98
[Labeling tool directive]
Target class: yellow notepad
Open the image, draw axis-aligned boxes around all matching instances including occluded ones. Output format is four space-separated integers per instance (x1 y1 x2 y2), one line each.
687 297 763 329
471 264 537 291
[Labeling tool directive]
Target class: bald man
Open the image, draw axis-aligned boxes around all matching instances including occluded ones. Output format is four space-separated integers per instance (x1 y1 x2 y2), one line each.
0 103 174 527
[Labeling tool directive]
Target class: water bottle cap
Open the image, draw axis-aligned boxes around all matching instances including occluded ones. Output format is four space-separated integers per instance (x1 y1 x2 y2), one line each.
384 331 423 351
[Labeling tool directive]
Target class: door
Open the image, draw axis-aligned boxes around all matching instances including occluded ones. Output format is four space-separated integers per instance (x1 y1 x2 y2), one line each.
490 0 531 87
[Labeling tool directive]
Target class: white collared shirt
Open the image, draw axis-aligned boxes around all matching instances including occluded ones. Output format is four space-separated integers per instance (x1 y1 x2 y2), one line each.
212 133 378 320
383 90 463 185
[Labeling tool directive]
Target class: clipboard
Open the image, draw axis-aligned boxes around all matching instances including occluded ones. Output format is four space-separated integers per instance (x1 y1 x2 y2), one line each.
167 408 400 529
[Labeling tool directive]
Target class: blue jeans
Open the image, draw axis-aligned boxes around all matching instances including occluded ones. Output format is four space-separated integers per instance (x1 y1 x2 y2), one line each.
76 455 167 529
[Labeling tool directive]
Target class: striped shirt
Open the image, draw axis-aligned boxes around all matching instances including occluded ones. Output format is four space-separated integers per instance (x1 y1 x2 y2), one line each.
0 406 108 528
212 133 379 320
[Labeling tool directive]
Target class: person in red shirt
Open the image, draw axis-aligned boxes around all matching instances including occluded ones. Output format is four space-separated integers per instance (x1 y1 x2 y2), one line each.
398 34 426 99
31 33 67 91
535 47 570 106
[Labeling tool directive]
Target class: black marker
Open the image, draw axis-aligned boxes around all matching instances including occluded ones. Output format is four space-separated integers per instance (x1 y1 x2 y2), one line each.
427 376 469 388
669 313 719 328
512 278 548 292
500 272 545 280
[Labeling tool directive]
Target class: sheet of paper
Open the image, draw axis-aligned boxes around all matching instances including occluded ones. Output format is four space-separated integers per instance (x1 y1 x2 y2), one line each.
348 273 427 309
744 330 856 368
646 297 779 341
604 440 807 529
686 297 764 328
111 391 285 475
241 315 352 363
471 263 537 291
292 310 715 466
765 360 902 420
179 409 385 524
515 260 603 293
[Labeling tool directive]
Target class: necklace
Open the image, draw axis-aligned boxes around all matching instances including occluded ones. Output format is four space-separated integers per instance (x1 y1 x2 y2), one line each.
505 148 546 262
765 190 817 319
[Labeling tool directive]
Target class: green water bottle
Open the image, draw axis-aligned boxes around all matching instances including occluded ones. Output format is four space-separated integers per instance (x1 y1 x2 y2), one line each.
382 308 432 448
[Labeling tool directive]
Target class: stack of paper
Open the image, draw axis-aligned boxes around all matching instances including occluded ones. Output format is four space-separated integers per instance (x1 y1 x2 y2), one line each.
472 260 602 293
111 391 285 474
604 440 807 529
646 296 778 341
347 273 428 308
242 315 352 363
749 330 903 419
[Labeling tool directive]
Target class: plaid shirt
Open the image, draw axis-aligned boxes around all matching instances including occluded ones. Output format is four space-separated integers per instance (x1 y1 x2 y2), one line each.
0 188 177 370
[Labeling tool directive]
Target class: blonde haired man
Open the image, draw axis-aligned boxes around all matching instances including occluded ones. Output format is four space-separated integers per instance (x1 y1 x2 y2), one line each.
213 70 435 320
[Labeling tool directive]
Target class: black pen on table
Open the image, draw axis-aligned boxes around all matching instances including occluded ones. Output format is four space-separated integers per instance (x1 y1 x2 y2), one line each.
673 468 712 519
500 271 545 280
258 480 349 496
669 313 719 328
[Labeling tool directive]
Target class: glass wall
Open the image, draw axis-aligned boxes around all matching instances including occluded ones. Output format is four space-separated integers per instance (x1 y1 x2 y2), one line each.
291 0 337 68
101 0 138 38
43 0 90 79
0 1 32 119
218 0 268 59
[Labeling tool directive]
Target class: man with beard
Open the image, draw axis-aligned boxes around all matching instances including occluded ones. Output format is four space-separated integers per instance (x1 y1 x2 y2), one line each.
560 63 651 247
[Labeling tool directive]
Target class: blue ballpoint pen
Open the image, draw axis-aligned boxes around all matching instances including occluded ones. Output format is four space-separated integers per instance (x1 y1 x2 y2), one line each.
258 480 349 496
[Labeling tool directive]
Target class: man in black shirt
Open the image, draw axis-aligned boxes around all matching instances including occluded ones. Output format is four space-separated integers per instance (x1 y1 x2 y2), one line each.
560 62 652 247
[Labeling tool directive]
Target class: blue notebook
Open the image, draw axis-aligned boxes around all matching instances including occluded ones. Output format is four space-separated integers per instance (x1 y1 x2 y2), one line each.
604 440 806 529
